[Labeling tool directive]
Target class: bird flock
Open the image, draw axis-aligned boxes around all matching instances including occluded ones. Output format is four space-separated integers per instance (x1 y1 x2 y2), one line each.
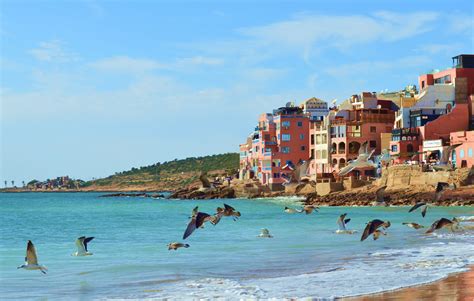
17 181 468 275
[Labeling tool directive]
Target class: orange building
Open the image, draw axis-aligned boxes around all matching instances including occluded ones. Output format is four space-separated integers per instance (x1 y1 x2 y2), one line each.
450 130 474 168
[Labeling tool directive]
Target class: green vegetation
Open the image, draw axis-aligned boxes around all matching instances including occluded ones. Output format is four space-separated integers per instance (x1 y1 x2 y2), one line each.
86 153 239 189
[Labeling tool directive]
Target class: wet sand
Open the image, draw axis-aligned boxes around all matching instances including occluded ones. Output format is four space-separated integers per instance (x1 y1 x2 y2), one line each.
344 266 474 301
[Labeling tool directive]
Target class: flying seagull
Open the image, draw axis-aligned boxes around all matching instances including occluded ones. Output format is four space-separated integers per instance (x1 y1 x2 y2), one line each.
337 213 351 231
17 240 47 274
217 204 241 220
361 219 391 241
432 144 461 171
409 202 429 218
258 228 273 238
435 182 456 201
168 242 190 250
284 206 303 214
374 186 390 206
199 172 212 189
301 205 319 214
402 222 424 229
426 217 459 234
339 142 377 176
73 236 95 256
183 211 211 239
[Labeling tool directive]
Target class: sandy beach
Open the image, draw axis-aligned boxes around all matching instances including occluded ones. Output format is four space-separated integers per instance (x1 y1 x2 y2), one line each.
346 266 474 301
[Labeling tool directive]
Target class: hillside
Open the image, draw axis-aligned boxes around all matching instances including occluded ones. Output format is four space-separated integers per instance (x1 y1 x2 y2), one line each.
82 153 239 191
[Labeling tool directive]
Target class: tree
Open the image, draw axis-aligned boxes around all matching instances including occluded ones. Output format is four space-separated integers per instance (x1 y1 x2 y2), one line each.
4 180 6 188
11 180 14 187
22 181 25 187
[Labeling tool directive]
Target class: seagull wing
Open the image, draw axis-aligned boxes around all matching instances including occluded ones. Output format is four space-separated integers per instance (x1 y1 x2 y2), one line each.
183 217 197 239
360 222 373 241
421 205 428 218
83 237 94 252
26 240 38 265
337 215 346 230
359 141 368 155
436 182 449 193
338 164 355 176
199 173 211 188
195 212 211 228
426 219 441 233
409 202 426 212
76 237 87 254
223 203 235 212
375 186 387 202
344 218 351 225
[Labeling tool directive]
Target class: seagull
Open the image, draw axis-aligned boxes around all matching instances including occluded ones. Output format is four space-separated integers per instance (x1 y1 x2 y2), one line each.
190 206 199 218
17 240 47 274
258 228 273 238
426 217 459 234
373 186 390 206
209 212 223 225
284 206 303 214
361 219 391 241
339 142 377 176
432 144 461 171
402 222 424 229
168 242 190 250
435 182 456 201
409 202 429 218
301 205 319 214
183 211 211 239
337 213 351 231
73 236 95 256
217 204 241 220
336 213 356 234
199 172 212 189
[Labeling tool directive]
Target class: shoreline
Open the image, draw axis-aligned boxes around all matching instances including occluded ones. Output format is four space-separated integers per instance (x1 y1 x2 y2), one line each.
343 266 474 300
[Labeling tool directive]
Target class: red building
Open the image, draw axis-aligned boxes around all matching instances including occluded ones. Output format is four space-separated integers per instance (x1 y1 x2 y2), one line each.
239 104 310 191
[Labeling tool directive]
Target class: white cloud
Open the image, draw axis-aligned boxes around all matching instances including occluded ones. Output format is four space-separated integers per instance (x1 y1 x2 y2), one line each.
29 40 79 62
176 56 224 66
89 56 165 73
238 11 439 60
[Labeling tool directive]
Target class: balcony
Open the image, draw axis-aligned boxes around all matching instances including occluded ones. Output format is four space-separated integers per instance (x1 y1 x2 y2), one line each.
263 151 272 157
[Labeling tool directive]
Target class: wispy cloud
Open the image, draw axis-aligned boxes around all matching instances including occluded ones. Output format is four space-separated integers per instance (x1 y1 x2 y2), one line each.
90 56 164 73
29 40 79 63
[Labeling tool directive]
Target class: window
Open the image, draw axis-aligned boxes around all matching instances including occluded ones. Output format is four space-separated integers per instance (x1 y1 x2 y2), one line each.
282 134 291 141
299 134 304 140
297 121 303 127
370 126 376 133
311 134 314 145
301 146 306 151
282 121 290 128
369 140 376 148
407 144 414 153
391 145 398 152
264 134 270 140
460 149 465 158
282 146 290 154
322 150 327 159
469 148 473 157
316 150 321 159
310 149 315 159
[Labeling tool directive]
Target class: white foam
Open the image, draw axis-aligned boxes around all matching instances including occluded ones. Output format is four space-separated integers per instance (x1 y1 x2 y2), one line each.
142 234 474 300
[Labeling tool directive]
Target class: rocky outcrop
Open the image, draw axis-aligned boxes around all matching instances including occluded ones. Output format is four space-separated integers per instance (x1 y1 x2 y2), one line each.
168 186 236 199
305 184 474 207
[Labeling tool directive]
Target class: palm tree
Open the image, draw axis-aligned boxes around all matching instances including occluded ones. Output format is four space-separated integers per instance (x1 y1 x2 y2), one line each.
11 180 15 187
22 181 25 188
4 180 6 188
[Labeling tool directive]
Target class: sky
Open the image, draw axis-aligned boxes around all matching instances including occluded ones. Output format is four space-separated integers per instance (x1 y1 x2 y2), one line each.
1 0 473 184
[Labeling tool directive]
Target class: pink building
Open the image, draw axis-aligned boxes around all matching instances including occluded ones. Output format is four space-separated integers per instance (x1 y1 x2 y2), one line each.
330 108 395 176
239 105 310 190
450 131 474 168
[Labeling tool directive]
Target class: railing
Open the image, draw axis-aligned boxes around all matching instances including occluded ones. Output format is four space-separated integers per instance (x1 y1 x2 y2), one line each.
263 152 272 157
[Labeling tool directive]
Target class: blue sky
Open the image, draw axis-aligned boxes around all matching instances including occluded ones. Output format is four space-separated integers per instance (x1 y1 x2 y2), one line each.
1 0 473 184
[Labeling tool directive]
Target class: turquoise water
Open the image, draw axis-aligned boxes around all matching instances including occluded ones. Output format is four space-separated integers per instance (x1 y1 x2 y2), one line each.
0 193 473 300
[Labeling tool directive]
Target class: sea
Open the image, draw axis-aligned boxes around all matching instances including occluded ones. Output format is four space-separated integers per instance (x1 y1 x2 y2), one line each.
0 192 473 300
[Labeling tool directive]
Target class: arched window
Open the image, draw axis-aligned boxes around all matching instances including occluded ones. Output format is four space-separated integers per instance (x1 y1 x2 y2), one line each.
338 142 346 154
332 158 338 167
331 143 337 154
468 148 473 158
339 158 346 168
349 141 360 154
460 149 465 158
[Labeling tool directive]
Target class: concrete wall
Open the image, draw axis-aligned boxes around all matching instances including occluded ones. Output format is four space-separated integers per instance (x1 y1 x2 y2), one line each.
316 182 344 196
380 165 474 188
